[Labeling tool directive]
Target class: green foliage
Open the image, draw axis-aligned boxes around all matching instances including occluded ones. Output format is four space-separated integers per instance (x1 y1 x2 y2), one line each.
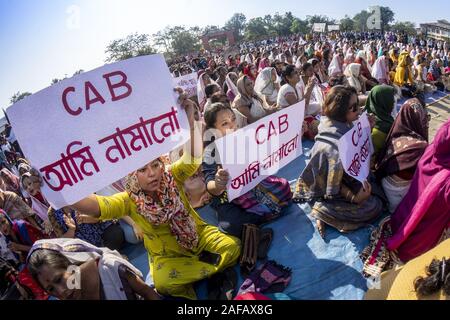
10 91 32 105
105 33 156 62
391 21 417 35
224 13 247 41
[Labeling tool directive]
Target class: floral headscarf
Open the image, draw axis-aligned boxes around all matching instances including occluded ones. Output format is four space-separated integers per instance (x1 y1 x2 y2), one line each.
125 162 198 251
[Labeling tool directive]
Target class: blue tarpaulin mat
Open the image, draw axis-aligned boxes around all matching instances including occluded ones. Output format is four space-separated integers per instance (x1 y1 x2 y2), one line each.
123 91 449 300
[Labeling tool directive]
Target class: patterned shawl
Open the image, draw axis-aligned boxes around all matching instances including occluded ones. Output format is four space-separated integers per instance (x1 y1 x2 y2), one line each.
375 98 429 179
125 167 198 251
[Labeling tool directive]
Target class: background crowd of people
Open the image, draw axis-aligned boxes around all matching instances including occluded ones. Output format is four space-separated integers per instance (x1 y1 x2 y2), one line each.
1 29 450 301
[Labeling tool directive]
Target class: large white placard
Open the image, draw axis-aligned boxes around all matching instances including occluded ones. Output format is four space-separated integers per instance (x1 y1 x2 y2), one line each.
337 112 373 183
328 24 340 31
7 54 190 209
214 101 305 201
173 72 198 98
313 23 327 33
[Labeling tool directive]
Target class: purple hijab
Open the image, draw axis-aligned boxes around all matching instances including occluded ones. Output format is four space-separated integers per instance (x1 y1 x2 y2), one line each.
387 119 450 262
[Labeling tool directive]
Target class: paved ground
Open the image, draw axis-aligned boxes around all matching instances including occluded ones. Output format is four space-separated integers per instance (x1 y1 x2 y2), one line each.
427 94 450 141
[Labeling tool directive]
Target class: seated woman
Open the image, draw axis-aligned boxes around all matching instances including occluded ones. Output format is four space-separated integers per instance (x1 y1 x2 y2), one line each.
20 170 54 235
202 103 292 238
355 51 379 91
427 59 446 92
375 98 429 213
344 63 368 105
386 119 450 262
394 51 415 96
48 207 125 251
224 72 239 103
232 75 273 124
197 71 217 111
296 62 323 116
0 189 43 233
27 238 161 300
364 85 396 158
203 83 222 113
254 67 280 108
277 64 300 109
327 52 344 77
310 58 328 84
71 95 241 300
0 209 48 300
365 239 450 300
371 54 391 85
293 86 383 238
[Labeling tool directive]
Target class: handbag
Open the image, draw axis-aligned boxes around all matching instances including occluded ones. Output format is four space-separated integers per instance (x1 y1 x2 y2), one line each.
239 224 260 276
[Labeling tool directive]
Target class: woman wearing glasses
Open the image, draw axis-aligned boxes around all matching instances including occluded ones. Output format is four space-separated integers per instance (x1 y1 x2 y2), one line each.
293 86 383 238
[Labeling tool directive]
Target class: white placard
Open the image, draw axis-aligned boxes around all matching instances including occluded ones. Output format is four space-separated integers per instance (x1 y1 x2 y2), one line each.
173 72 198 98
7 54 190 209
214 101 305 201
313 23 327 33
337 112 373 183
328 25 340 31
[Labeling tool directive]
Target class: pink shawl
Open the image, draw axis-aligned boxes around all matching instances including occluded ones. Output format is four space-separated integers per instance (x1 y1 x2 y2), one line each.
387 120 450 262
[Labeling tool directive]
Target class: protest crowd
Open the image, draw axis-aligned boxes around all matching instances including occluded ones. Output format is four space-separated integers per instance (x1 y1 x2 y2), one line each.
1 27 450 301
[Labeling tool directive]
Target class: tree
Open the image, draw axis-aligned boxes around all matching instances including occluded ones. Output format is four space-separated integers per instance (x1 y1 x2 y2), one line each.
169 26 201 55
153 27 172 53
391 21 417 36
290 18 309 34
244 17 269 41
224 13 247 41
380 6 395 32
105 33 156 63
353 10 371 32
306 15 336 27
10 91 32 105
340 15 354 32
73 69 84 76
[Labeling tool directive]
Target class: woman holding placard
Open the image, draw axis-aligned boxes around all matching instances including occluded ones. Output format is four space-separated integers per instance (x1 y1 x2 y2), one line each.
70 93 241 300
202 102 292 239
293 86 383 238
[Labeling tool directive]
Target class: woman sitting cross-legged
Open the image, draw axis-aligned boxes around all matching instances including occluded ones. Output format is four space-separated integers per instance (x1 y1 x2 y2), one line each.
70 93 241 300
293 85 384 238
202 102 292 239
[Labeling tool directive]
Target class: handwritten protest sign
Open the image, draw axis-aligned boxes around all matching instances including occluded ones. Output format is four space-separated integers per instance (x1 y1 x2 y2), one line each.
337 112 373 183
327 25 340 31
313 23 327 33
7 54 190 209
214 101 305 201
173 72 197 98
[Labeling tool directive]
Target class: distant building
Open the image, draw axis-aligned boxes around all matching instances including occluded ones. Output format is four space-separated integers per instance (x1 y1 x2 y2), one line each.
420 20 450 41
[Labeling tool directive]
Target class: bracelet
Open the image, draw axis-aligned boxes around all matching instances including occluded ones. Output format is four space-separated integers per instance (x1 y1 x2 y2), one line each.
351 195 356 204
345 190 351 200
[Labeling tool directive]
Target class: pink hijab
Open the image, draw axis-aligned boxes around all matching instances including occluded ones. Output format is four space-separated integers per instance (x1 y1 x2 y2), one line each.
387 120 450 262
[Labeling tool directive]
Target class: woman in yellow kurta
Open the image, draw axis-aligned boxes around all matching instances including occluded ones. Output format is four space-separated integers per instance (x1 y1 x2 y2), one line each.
394 51 414 86
72 94 240 300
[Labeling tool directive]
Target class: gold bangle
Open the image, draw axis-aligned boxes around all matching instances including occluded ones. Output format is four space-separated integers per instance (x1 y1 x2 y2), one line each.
351 195 356 204
345 190 351 200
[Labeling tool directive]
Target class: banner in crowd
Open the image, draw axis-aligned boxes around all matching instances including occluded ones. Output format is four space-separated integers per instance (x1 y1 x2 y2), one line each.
313 23 327 33
7 54 190 209
337 112 373 183
173 72 197 98
214 101 305 201
328 25 340 31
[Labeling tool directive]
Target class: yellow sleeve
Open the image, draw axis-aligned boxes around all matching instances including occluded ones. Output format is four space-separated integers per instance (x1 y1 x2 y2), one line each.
96 192 131 221
170 151 202 184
